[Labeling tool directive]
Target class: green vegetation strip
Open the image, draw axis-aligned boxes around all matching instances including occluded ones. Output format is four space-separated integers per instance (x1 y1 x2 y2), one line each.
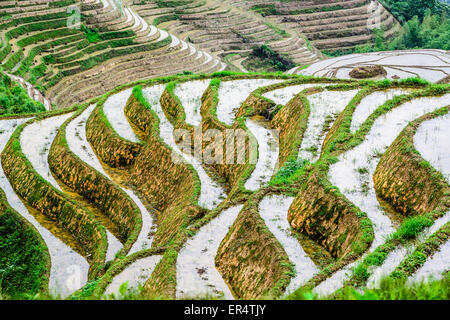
125 87 202 248
0 188 50 299
0 71 45 115
86 99 142 169
49 107 142 257
344 106 450 288
1 110 107 279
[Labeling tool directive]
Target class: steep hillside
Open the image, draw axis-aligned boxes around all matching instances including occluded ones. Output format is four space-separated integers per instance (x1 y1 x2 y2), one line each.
0 70 48 113
0 0 225 108
226 0 400 54
130 0 324 71
0 71 448 300
0 0 449 302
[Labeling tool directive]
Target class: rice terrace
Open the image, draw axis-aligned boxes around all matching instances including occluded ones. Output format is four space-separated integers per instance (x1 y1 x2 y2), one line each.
0 0 449 302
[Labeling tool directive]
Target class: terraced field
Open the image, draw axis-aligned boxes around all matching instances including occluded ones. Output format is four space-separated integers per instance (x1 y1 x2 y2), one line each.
227 0 400 54
0 0 226 109
129 0 400 69
289 49 450 83
0 69 449 300
1 0 449 301
0 0 427 107
130 0 323 71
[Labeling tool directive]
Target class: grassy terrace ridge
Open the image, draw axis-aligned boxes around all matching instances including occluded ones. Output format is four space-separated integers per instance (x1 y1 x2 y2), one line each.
51 71 304 299
0 0 449 303
0 109 108 280
86 97 143 169
0 70 449 300
87 74 447 298
48 106 142 256
0 70 46 115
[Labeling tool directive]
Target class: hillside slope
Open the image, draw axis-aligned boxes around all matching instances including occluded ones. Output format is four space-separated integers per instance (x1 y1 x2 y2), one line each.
0 0 226 108
0 72 448 300
130 0 324 71
226 0 400 54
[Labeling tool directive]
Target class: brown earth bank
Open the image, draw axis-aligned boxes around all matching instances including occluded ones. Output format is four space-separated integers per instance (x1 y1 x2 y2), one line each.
48 113 141 252
288 172 363 258
1 116 107 278
86 101 142 169
124 91 204 248
216 189 292 300
350 65 387 79
374 108 450 217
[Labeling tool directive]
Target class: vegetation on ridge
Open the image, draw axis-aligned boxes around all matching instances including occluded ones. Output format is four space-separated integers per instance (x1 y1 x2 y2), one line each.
0 0 449 302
